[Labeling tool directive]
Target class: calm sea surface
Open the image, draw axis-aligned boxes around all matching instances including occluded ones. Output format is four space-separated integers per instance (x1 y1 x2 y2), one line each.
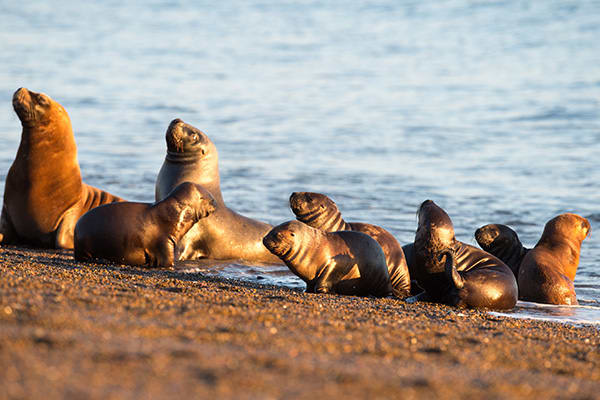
1 1 599 325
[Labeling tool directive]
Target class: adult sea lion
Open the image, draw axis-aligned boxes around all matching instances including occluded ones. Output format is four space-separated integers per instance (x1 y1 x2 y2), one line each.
155 119 281 264
289 191 411 298
475 224 529 278
263 220 393 297
412 200 517 310
517 213 590 305
0 88 123 249
74 182 216 268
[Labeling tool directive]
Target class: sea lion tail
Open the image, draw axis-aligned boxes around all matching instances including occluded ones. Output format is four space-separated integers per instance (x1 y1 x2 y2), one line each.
440 250 464 290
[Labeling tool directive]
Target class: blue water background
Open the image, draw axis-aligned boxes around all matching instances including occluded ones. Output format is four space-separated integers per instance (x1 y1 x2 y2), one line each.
1 1 599 325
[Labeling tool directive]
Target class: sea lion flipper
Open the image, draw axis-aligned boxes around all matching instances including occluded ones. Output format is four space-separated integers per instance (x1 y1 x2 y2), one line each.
441 250 464 290
314 260 338 293
155 238 176 268
0 204 17 244
54 205 82 249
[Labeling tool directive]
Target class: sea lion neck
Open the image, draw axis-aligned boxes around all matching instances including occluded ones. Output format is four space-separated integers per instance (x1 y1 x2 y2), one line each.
166 150 206 164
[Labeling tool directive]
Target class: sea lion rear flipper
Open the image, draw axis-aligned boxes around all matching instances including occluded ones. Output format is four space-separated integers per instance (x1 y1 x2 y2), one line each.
441 250 464 290
0 204 17 244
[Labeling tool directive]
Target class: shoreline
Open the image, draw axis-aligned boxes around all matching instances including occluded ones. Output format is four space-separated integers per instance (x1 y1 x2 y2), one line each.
1 245 599 399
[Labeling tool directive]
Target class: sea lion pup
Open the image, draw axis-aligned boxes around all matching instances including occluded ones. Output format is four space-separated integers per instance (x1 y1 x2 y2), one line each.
263 220 393 297
412 200 518 310
74 182 216 268
289 191 411 298
517 213 590 305
154 119 281 264
0 88 123 249
475 224 529 278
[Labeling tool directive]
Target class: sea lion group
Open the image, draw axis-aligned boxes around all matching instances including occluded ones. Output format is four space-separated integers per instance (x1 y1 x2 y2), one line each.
0 88 592 310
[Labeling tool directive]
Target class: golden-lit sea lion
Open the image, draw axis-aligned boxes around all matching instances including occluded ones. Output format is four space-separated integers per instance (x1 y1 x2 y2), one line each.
412 200 518 310
263 220 393 297
74 182 216 268
289 191 411 298
155 119 280 264
518 213 590 305
0 88 123 249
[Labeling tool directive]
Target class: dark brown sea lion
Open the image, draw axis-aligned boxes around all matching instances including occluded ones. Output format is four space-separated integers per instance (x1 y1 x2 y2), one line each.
74 182 216 268
0 88 123 249
412 200 518 310
289 191 411 298
263 220 392 297
517 213 590 305
475 224 529 278
155 119 280 264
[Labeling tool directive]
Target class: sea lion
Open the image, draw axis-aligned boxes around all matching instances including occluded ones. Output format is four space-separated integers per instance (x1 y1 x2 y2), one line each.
517 213 590 305
412 200 518 310
154 119 281 264
0 88 123 249
263 220 393 297
289 191 411 298
74 182 216 268
475 224 529 278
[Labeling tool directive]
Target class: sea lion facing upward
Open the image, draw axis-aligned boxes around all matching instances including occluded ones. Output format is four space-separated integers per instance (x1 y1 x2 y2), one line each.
518 213 590 305
155 119 280 264
412 200 517 310
0 88 123 249
263 220 392 297
289 191 411 298
74 182 216 268
475 224 529 278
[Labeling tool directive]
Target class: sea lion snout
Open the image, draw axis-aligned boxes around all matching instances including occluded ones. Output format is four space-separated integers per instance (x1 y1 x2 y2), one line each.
12 88 32 117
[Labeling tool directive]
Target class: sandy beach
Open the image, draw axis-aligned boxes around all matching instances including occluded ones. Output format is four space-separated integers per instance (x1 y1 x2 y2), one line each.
0 245 599 399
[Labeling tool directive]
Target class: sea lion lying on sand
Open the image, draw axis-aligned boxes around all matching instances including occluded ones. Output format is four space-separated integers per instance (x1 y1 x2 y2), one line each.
289 191 411 298
74 182 216 268
517 213 590 305
411 200 518 310
155 119 281 264
263 220 393 297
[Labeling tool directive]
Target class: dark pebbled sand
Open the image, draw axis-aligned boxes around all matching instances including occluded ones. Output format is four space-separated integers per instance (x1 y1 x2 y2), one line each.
1 246 599 399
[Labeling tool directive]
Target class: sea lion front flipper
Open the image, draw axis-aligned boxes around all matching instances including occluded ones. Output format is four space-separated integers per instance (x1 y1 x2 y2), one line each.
55 205 83 249
441 250 464 290
0 204 17 244
154 237 176 268
314 260 340 294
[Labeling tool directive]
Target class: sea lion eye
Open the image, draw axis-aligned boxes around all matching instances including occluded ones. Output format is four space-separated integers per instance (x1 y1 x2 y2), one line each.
37 95 50 107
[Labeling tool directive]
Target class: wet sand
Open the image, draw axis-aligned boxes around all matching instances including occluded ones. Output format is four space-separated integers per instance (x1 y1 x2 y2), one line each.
1 245 599 399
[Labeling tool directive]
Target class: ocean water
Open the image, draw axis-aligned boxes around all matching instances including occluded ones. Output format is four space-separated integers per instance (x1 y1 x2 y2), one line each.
1 1 599 325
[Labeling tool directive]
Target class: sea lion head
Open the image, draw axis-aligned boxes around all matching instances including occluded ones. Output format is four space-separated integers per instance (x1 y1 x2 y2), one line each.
263 220 316 262
12 88 69 128
540 213 591 245
415 200 456 273
165 182 217 221
289 192 339 225
165 119 216 158
475 224 522 255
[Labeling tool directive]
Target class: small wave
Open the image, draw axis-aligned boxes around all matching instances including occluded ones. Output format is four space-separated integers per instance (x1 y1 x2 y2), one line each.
510 107 596 122
490 301 600 327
